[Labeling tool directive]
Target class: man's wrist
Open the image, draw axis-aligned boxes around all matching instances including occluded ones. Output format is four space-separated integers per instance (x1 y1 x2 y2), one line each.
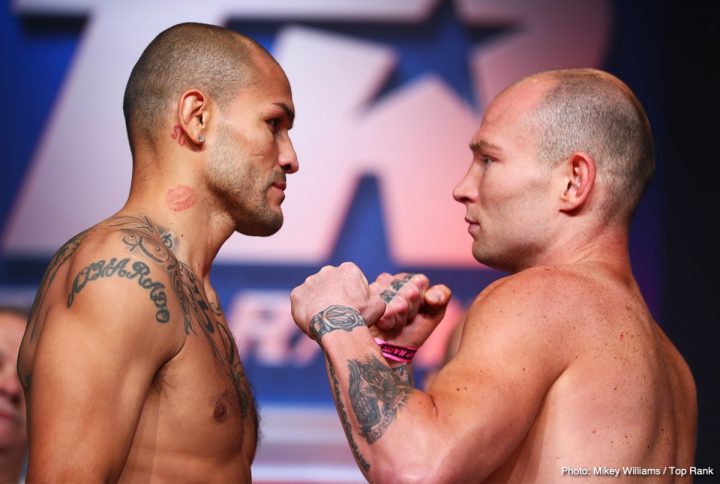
373 338 418 363
309 305 367 342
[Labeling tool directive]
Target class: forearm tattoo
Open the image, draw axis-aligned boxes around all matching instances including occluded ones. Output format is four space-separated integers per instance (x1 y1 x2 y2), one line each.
380 273 415 303
348 354 414 444
67 258 170 323
310 305 366 341
327 355 371 474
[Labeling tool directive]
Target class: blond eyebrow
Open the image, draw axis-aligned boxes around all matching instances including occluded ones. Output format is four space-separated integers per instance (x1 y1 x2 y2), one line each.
469 139 503 154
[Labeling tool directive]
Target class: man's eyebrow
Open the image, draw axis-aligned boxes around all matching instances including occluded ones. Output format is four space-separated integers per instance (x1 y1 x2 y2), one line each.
275 102 295 123
469 139 503 153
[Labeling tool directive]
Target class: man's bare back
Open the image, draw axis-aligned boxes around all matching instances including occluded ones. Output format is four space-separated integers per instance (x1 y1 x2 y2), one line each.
18 215 257 481
479 265 696 482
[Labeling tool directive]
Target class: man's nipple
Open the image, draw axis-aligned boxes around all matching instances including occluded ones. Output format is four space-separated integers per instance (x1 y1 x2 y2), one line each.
213 401 228 422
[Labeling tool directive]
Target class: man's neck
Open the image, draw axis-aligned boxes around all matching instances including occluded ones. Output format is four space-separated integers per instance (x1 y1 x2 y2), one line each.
120 180 233 282
527 221 634 281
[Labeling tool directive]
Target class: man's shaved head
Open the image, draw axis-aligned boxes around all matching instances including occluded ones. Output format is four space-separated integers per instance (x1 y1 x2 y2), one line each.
521 68 655 223
123 22 272 153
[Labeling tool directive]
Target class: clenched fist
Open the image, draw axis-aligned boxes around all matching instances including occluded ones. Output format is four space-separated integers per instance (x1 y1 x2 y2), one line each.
290 262 385 340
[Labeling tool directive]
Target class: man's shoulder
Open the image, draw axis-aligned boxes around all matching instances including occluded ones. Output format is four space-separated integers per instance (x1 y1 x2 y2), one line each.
62 216 177 278
448 267 585 388
463 265 613 347
51 216 182 326
473 265 596 313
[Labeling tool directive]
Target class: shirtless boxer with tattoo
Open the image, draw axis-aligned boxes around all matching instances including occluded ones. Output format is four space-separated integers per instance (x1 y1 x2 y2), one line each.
17 22 297 482
291 69 696 482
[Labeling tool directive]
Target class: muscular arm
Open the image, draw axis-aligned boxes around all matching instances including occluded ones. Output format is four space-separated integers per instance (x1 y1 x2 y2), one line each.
308 274 570 482
26 245 184 481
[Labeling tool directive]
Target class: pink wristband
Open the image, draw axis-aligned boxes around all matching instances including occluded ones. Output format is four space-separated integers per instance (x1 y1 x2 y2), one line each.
374 338 418 363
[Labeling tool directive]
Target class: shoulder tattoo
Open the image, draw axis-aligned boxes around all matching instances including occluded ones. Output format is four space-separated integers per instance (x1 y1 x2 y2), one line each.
27 230 89 341
111 215 255 420
66 257 169 323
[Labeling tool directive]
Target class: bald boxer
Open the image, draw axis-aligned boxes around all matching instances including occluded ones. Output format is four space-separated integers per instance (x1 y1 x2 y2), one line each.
18 22 297 481
291 69 696 482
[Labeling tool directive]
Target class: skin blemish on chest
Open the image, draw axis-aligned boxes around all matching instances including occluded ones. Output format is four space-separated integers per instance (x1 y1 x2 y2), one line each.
165 185 198 212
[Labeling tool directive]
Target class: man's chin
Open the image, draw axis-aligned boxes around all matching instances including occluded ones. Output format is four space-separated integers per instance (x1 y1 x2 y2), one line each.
236 215 284 237
472 247 503 271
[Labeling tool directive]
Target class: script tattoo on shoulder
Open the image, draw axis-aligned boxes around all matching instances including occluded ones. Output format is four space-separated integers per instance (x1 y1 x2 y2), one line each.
66 258 169 323
310 305 366 341
327 355 371 473
348 354 414 444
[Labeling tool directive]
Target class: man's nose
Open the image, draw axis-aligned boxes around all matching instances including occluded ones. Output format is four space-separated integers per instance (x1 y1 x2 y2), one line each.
279 135 299 174
453 175 473 203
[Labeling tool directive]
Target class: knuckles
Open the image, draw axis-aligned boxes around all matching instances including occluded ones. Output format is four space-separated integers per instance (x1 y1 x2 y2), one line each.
411 273 430 290
290 267 441 334
400 282 420 302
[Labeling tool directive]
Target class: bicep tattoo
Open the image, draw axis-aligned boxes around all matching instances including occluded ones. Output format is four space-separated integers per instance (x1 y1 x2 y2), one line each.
310 305 366 341
348 354 414 444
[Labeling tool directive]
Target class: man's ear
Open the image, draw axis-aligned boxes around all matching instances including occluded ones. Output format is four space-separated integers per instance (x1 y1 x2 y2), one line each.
558 152 596 213
175 89 209 148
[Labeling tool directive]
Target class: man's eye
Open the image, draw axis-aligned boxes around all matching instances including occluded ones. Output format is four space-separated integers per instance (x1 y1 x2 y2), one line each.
482 156 494 165
267 118 281 132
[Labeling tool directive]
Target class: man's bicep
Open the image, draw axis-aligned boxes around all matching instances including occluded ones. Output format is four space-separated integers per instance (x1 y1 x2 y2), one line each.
28 278 180 480
426 298 566 477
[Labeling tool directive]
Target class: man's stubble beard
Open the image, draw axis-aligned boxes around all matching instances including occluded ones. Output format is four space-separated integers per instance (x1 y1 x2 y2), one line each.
206 126 284 237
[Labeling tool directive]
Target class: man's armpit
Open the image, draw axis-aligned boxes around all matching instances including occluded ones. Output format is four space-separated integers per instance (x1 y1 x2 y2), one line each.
66 257 170 323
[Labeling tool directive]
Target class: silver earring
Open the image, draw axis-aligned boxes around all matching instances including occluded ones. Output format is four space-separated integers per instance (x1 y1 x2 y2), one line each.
198 135 205 144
